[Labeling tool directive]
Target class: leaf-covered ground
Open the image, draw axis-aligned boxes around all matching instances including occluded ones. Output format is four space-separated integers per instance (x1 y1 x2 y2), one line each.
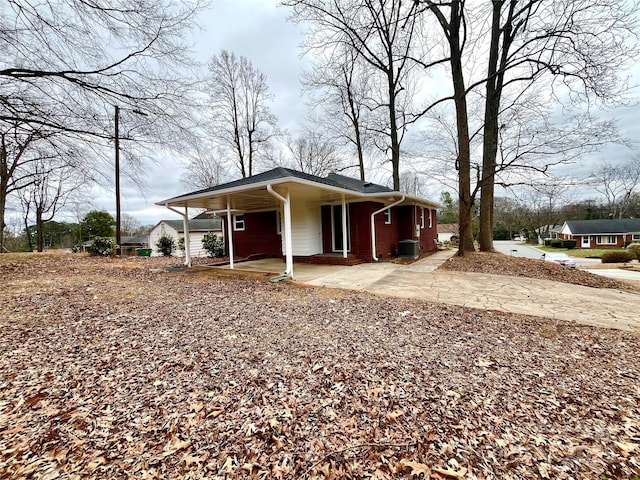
1 254 639 479
440 251 639 291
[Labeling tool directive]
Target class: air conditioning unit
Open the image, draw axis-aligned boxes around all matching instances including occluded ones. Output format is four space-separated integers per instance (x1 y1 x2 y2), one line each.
398 239 419 258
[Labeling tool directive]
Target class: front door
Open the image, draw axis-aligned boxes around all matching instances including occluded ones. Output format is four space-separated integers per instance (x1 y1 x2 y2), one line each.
581 236 590 248
331 204 351 252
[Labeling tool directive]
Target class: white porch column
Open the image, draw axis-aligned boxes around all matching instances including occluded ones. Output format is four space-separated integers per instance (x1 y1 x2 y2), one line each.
226 198 235 269
341 194 347 259
182 207 191 267
267 185 293 278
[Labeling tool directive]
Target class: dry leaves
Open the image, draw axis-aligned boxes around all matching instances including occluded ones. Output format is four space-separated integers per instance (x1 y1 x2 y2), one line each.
1 253 639 479
441 251 639 291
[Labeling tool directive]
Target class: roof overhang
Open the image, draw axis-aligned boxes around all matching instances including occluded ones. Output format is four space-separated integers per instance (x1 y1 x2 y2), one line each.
157 176 441 213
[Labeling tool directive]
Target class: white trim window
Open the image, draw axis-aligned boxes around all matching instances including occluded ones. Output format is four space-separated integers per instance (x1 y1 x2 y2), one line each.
233 214 245 232
419 207 425 229
384 209 392 225
596 235 617 245
633 233 640 241
428 209 433 228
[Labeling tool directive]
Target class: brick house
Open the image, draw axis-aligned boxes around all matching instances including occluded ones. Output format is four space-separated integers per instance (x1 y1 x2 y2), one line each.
559 218 640 248
157 167 440 278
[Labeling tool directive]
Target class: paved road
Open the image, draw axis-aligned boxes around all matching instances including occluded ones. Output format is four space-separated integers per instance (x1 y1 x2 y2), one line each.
493 240 544 259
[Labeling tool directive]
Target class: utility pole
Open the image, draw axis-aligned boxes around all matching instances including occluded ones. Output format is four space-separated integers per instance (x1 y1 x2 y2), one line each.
115 105 121 255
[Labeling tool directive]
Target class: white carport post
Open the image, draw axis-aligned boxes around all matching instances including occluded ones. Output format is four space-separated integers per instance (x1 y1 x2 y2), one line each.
226 198 235 270
267 185 293 278
164 204 191 267
341 194 347 259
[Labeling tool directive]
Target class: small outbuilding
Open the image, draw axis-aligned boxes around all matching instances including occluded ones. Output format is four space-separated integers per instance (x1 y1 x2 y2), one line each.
148 213 223 257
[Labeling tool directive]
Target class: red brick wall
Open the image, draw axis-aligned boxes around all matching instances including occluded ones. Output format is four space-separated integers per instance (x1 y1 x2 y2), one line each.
223 211 282 258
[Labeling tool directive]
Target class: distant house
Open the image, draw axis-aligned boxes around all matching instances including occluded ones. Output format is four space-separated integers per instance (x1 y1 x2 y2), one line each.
149 212 223 257
120 235 149 256
156 167 441 277
437 223 459 243
559 218 640 248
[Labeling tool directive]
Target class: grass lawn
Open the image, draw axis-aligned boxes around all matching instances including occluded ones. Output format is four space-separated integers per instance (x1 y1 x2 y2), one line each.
536 246 625 258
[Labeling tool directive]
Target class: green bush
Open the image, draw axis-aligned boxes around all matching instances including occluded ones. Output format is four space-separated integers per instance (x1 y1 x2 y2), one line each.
561 240 577 249
544 239 552 246
202 232 225 257
601 250 635 263
626 243 640 260
87 237 117 256
550 239 562 248
155 234 176 256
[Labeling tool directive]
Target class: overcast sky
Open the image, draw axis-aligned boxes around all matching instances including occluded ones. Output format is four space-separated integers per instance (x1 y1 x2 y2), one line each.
87 0 639 227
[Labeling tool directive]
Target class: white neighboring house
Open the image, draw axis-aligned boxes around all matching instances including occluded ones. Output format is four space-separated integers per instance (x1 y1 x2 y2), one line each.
148 214 223 257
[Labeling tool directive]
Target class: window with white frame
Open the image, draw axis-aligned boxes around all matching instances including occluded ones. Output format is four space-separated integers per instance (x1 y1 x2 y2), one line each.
633 234 640 241
419 207 425 229
428 209 433 228
596 235 617 245
233 214 245 231
384 209 392 225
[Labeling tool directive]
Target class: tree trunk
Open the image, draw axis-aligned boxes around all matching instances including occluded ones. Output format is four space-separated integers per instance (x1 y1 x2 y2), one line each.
387 70 401 191
478 14 498 252
448 3 475 256
0 144 7 253
36 207 44 252
478 1 504 252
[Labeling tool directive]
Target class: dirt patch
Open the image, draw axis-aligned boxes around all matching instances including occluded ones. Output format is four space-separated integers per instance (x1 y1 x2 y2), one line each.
1 254 639 479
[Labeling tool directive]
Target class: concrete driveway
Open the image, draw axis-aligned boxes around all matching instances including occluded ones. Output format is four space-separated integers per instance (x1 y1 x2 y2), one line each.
218 250 640 332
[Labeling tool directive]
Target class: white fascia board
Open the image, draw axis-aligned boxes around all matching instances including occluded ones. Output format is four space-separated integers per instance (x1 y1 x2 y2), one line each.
156 177 358 207
157 176 443 210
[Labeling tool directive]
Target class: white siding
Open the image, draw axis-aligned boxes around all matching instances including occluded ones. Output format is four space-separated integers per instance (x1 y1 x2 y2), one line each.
148 223 179 257
148 222 223 258
289 201 322 256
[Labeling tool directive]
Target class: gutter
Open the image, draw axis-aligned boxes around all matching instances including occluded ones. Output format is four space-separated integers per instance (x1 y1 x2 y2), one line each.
370 195 405 262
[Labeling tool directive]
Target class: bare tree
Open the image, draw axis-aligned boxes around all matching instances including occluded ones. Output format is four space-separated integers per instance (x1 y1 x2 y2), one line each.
591 157 640 218
304 47 377 181
285 130 344 177
207 50 279 178
0 123 57 251
412 0 637 253
284 0 430 191
416 0 476 254
471 0 638 251
181 153 228 190
19 158 81 252
1 0 206 137
120 214 142 237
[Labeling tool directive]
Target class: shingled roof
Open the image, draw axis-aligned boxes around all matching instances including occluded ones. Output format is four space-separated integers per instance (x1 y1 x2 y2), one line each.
159 218 222 233
564 218 640 235
168 167 394 201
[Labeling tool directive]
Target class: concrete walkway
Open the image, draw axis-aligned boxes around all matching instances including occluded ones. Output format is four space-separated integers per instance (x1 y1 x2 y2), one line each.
219 250 640 332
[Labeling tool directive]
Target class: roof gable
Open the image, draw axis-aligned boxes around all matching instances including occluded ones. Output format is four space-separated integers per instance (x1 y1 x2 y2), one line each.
564 218 640 235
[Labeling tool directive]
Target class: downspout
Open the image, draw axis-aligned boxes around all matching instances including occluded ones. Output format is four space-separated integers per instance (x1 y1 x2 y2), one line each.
226 198 234 270
267 185 293 278
164 204 191 267
370 195 405 262
341 194 347 259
